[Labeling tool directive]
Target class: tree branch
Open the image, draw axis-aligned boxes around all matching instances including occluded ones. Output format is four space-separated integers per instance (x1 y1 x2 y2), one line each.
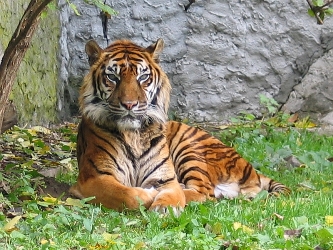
0 0 53 132
306 0 333 24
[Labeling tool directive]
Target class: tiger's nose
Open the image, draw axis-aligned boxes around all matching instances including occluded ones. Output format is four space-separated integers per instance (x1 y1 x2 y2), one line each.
120 100 138 110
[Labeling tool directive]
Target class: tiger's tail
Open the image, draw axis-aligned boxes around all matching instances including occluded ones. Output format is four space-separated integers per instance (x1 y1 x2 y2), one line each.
259 174 291 196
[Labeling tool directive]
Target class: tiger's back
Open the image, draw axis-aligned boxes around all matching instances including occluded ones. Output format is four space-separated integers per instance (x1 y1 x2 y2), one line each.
167 121 290 203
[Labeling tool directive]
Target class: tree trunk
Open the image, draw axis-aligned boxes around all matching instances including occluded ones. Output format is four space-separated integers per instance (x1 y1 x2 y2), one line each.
0 0 53 133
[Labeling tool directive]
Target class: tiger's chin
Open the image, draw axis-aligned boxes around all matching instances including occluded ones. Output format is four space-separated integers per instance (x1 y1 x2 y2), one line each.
116 118 142 131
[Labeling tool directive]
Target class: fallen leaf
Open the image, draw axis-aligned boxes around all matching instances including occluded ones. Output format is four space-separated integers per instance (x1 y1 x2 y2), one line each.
0 180 11 193
102 232 121 242
295 117 316 128
221 241 239 250
287 113 298 123
272 213 284 220
242 225 254 234
40 239 55 245
29 126 51 135
298 181 316 190
233 222 242 230
5 207 23 218
133 241 146 249
3 215 22 232
284 229 303 239
38 166 63 178
284 155 303 168
233 222 254 234
65 197 84 207
325 215 333 226
42 196 58 203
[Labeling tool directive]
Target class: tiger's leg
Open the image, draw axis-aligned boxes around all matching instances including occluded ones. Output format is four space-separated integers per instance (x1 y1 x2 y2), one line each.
258 174 291 196
149 180 186 215
176 163 215 204
70 175 158 211
183 189 210 203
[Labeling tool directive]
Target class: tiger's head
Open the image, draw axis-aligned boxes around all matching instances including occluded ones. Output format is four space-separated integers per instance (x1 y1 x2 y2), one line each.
80 39 171 131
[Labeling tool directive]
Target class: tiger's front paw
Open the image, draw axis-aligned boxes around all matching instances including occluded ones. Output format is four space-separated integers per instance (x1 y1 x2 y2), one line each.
134 187 159 208
149 189 185 216
150 203 184 217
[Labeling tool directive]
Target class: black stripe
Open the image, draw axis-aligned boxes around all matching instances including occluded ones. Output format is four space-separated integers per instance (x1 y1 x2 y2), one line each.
193 142 228 150
90 129 118 152
89 159 113 175
96 145 125 175
128 56 144 62
91 96 101 104
156 176 176 187
173 126 198 160
238 163 254 185
123 143 136 168
225 155 241 172
167 122 181 150
151 86 160 106
141 134 165 158
141 157 169 184
177 155 206 169
92 71 98 96
183 175 202 185
178 166 210 183
194 183 213 191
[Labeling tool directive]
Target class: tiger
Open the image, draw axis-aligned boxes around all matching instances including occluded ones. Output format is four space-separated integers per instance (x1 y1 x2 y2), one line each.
69 38 290 214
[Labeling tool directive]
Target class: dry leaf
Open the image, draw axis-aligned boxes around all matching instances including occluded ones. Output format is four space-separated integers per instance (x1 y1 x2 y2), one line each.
5 207 23 218
65 197 84 207
284 229 303 239
273 213 284 220
29 126 51 135
233 222 242 230
42 196 58 203
40 239 55 245
3 215 22 232
233 222 254 234
284 155 302 168
287 113 298 123
325 215 333 226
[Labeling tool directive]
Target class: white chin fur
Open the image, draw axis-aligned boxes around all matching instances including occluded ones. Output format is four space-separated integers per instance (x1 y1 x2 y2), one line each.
116 119 141 130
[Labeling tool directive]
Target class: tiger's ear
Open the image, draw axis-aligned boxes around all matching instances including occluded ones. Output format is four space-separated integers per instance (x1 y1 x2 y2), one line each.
146 38 164 63
85 40 102 66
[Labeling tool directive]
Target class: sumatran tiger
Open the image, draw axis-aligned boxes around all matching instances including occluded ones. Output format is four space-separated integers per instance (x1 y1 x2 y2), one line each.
69 38 290 214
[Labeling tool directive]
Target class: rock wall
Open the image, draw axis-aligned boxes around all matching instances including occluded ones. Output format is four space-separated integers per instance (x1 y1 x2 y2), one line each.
57 0 333 124
0 1 60 126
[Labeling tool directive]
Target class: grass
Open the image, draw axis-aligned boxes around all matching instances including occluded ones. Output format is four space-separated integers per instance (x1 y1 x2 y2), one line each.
1 121 333 249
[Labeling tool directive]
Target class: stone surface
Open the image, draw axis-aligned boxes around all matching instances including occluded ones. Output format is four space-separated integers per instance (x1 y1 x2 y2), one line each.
282 49 333 123
57 0 333 124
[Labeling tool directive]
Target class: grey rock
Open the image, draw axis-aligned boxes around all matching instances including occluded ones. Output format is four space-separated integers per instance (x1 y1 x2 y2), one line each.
282 49 333 123
58 0 333 124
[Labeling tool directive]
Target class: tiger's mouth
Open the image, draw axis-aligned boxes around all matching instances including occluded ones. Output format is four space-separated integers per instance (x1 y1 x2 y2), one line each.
112 109 145 130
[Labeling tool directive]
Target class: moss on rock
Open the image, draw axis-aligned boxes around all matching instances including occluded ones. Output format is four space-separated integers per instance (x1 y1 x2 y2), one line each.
0 1 60 126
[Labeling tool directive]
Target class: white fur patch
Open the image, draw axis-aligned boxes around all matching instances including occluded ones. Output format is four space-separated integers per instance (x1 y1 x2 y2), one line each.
116 118 141 130
214 183 240 199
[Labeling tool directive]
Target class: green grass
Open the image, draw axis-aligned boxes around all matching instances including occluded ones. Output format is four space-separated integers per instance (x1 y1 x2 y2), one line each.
1 123 333 249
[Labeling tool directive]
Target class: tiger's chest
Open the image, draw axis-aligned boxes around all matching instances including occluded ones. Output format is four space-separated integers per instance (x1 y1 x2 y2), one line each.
99 125 170 187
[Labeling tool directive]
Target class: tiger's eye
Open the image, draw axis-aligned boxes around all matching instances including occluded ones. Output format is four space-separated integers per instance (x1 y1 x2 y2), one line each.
106 73 119 83
138 74 150 83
